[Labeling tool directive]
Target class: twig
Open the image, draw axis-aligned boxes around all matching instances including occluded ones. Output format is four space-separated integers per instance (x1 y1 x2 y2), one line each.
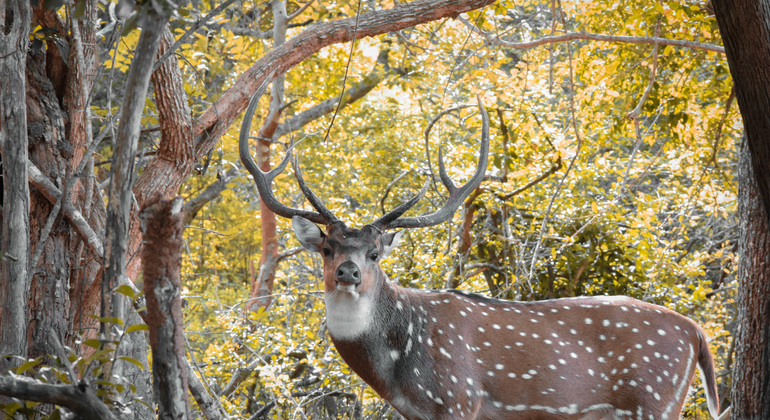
487 30 724 54
627 17 662 125
321 0 363 143
526 2 583 292
709 87 735 167
497 157 562 201
379 170 411 214
287 0 315 21
153 0 239 71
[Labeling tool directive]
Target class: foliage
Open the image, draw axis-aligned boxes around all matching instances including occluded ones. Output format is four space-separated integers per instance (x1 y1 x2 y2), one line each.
8 0 740 418
170 0 739 418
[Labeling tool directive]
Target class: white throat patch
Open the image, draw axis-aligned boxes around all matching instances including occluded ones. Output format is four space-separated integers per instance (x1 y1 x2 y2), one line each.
325 289 374 340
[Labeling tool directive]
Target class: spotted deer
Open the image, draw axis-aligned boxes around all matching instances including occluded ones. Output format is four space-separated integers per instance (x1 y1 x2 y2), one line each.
239 91 721 419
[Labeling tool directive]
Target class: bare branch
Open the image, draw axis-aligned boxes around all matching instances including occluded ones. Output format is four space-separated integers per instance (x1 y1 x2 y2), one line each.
0 375 117 420
495 31 724 53
709 87 736 167
497 157 562 201
27 161 104 256
154 0 239 71
183 167 240 224
219 352 281 397
458 15 725 54
274 43 394 139
288 0 315 21
627 17 662 122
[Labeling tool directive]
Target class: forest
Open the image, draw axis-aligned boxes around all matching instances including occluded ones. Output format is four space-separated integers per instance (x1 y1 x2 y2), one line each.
1 0 769 418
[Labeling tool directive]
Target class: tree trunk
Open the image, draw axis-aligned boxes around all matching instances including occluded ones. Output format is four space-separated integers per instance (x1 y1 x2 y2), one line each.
732 138 770 419
0 0 32 371
141 196 190 420
712 0 770 220
712 2 770 417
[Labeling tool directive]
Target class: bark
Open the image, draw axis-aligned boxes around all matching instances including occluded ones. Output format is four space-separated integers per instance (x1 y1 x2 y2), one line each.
712 2 770 417
140 196 190 420
124 27 197 283
712 0 770 220
24 45 81 362
731 139 770 419
63 0 98 172
0 0 32 371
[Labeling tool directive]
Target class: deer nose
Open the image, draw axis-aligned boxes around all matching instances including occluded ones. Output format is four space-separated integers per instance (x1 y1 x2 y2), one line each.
336 261 361 286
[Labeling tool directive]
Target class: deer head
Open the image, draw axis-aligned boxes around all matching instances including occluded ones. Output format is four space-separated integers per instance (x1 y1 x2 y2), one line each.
239 87 720 420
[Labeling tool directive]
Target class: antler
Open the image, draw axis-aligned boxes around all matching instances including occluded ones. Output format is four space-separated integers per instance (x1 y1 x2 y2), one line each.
372 96 489 230
239 77 338 225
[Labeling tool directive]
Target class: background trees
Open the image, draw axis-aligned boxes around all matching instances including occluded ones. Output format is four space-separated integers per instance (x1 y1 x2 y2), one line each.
0 0 756 418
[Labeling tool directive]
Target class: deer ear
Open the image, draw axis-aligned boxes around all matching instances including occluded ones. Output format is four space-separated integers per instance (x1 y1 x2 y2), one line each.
380 230 405 257
292 216 325 253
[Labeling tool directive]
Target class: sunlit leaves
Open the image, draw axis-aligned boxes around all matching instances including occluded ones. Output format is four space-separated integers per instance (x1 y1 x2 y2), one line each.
146 0 744 418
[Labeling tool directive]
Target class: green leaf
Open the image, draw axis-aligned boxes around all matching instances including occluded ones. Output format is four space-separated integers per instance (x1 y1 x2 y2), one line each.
15 357 43 375
81 339 103 349
83 348 115 368
118 356 146 371
114 284 137 300
89 315 124 326
126 324 149 334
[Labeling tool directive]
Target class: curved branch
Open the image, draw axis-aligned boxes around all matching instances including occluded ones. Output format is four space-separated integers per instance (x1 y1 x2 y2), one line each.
192 0 498 157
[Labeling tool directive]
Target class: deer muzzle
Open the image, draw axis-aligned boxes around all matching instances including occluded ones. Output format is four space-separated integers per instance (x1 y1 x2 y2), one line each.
335 261 361 287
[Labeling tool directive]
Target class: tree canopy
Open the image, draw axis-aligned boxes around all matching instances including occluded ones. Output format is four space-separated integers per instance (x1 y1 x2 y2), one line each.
0 0 745 418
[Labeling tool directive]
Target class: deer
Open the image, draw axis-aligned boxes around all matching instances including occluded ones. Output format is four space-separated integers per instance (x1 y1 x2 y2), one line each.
239 88 721 419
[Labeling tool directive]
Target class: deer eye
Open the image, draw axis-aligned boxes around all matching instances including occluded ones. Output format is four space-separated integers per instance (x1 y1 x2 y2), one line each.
368 252 379 261
322 248 332 257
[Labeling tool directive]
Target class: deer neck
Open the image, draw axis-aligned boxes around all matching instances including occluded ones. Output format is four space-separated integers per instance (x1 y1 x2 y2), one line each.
326 281 435 417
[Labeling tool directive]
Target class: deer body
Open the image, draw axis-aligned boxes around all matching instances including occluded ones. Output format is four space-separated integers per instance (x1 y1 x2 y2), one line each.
335 291 716 420
239 94 721 419
294 219 719 420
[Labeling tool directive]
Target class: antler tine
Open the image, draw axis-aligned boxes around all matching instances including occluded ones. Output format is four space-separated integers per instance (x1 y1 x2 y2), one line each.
436 146 455 191
371 180 430 228
291 150 339 224
239 75 334 226
374 95 489 230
